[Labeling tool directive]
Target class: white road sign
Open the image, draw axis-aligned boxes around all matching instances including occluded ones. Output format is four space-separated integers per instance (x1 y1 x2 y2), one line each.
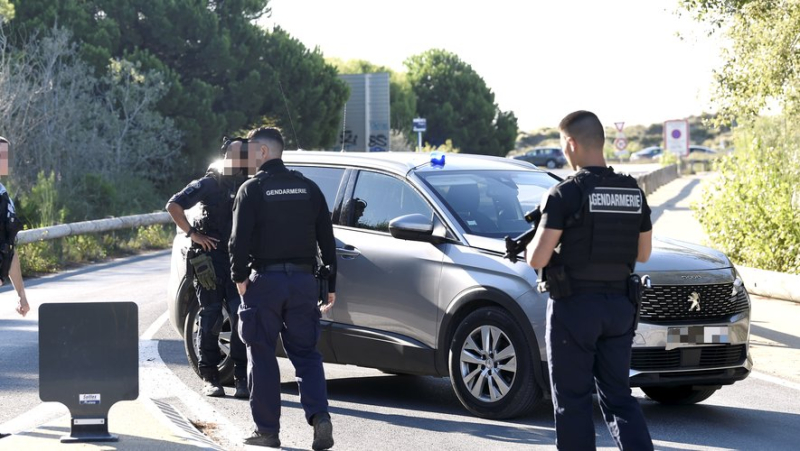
664 119 689 157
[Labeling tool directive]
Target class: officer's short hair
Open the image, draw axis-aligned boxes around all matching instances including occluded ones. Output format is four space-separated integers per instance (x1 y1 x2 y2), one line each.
559 111 605 151
248 127 285 152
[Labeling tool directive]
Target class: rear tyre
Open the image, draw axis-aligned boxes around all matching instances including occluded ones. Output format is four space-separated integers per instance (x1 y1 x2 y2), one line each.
183 300 235 384
449 307 542 419
545 159 557 169
641 386 719 405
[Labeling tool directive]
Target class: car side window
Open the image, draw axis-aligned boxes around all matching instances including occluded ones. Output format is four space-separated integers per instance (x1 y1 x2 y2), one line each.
349 171 433 232
286 166 345 209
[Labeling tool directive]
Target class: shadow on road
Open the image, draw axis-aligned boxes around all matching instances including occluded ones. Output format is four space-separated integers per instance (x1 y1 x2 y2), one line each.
649 176 701 225
640 399 800 451
0 250 170 293
750 323 800 349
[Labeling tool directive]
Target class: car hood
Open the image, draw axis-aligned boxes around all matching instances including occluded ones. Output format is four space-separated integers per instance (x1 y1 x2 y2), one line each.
464 234 732 272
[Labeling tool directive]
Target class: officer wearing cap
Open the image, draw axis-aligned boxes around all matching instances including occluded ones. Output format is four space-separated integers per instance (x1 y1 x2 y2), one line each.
526 110 654 450
229 127 336 450
166 139 249 398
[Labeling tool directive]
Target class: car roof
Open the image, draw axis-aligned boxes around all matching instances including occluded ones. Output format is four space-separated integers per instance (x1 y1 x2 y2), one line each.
282 150 546 176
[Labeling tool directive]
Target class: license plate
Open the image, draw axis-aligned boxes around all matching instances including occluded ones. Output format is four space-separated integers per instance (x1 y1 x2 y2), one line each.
667 325 730 348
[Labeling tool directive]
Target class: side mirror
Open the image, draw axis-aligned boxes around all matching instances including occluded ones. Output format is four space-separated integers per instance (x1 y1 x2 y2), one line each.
389 213 444 244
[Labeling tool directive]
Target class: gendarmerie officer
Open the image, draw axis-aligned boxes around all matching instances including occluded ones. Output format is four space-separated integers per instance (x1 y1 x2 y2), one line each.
229 127 336 450
166 139 249 398
526 111 654 450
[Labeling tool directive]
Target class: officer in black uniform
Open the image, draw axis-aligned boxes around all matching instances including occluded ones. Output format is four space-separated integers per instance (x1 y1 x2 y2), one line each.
166 139 249 398
229 127 336 450
526 111 654 450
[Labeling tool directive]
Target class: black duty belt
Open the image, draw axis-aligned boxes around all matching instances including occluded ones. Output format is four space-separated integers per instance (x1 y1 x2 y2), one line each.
256 263 314 274
570 279 628 296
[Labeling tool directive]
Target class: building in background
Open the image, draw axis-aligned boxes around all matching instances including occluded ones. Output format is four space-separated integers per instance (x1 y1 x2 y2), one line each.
336 73 390 152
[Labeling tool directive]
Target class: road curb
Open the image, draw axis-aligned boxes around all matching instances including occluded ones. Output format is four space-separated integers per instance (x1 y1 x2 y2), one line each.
737 266 800 303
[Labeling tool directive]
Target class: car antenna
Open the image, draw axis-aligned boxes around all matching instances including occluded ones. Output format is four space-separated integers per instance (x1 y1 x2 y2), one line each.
277 78 300 150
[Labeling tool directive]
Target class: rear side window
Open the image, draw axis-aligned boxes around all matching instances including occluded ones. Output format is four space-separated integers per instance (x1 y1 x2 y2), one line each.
348 171 433 232
286 166 345 208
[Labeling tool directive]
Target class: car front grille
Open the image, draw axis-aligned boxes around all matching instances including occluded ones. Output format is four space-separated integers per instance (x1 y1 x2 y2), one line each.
631 344 747 371
640 283 749 323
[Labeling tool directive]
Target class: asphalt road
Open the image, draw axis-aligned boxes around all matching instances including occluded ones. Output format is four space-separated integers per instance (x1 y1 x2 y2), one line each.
1 248 799 450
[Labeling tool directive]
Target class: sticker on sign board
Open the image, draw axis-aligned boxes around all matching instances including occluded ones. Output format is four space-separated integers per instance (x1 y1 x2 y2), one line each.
79 394 101 405
74 418 105 425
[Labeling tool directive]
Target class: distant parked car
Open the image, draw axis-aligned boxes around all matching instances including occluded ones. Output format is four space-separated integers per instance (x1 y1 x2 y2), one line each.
512 147 567 169
630 146 663 162
688 145 718 156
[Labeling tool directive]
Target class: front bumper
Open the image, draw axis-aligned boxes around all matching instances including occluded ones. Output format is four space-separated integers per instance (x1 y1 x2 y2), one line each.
629 311 752 387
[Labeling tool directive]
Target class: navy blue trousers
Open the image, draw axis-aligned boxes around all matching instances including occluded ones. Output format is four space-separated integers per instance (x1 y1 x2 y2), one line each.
195 252 247 380
238 269 328 434
546 292 653 450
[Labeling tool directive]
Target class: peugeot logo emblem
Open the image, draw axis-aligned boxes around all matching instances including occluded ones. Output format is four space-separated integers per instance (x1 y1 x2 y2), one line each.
681 275 703 279
688 292 701 312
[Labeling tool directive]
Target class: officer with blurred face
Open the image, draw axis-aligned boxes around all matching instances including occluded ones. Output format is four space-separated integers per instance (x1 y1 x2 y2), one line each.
526 111 654 450
230 127 336 450
166 139 249 398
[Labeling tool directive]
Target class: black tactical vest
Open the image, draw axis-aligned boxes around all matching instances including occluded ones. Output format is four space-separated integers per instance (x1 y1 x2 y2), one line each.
550 169 643 281
253 169 318 261
195 170 244 246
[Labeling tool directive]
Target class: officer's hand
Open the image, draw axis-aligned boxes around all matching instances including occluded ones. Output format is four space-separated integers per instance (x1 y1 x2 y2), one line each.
320 293 336 313
191 232 218 252
16 296 29 317
236 280 249 296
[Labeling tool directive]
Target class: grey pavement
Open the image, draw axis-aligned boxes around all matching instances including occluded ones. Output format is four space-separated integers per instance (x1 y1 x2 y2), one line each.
2 170 798 450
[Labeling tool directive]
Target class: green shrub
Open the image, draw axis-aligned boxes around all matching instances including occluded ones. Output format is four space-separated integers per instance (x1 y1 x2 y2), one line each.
693 116 800 273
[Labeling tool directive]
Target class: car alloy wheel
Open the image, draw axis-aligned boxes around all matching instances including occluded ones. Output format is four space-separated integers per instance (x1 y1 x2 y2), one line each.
546 159 557 169
458 324 517 402
449 307 541 419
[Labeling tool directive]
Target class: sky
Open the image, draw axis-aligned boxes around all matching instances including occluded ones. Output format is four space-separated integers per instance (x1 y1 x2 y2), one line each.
258 0 725 132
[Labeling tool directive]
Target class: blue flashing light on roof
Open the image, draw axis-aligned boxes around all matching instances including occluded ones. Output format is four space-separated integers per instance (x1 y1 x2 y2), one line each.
430 152 446 168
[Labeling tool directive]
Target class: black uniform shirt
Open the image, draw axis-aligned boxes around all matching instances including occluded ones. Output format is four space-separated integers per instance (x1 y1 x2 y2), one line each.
540 166 652 232
168 174 236 251
229 159 337 291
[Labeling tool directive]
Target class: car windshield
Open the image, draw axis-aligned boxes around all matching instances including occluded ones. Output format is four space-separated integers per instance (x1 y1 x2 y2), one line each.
418 170 557 239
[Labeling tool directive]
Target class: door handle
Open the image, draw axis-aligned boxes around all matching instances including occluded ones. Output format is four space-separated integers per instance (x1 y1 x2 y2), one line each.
336 245 361 259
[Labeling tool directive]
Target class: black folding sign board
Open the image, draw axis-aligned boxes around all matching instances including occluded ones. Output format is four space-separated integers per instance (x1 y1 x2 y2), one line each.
39 302 138 443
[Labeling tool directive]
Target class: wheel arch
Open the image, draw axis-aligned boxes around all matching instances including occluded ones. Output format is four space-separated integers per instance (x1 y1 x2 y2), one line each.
436 286 546 390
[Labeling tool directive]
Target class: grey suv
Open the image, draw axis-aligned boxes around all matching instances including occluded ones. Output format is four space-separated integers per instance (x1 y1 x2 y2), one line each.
167 151 751 419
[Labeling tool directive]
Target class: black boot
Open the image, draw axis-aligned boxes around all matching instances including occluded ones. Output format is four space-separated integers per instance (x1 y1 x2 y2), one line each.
200 370 224 397
311 413 334 450
244 431 280 448
234 378 249 399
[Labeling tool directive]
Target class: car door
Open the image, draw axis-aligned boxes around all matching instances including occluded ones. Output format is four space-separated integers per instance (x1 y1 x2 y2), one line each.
330 169 444 374
285 164 347 362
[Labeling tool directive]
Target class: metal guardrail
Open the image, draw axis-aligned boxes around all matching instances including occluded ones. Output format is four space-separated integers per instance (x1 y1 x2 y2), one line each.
635 164 679 196
16 212 172 245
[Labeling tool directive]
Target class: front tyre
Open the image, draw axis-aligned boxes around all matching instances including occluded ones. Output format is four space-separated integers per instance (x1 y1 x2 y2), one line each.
449 307 542 419
183 300 235 384
641 386 719 405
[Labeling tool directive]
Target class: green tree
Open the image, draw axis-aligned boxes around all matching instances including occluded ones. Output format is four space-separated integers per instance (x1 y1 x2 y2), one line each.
329 58 418 139
681 0 800 123
0 0 13 22
8 0 347 172
405 49 517 156
682 0 800 273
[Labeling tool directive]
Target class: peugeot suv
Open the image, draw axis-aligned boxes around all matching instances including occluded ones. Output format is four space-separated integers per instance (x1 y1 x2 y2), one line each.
167 151 751 418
